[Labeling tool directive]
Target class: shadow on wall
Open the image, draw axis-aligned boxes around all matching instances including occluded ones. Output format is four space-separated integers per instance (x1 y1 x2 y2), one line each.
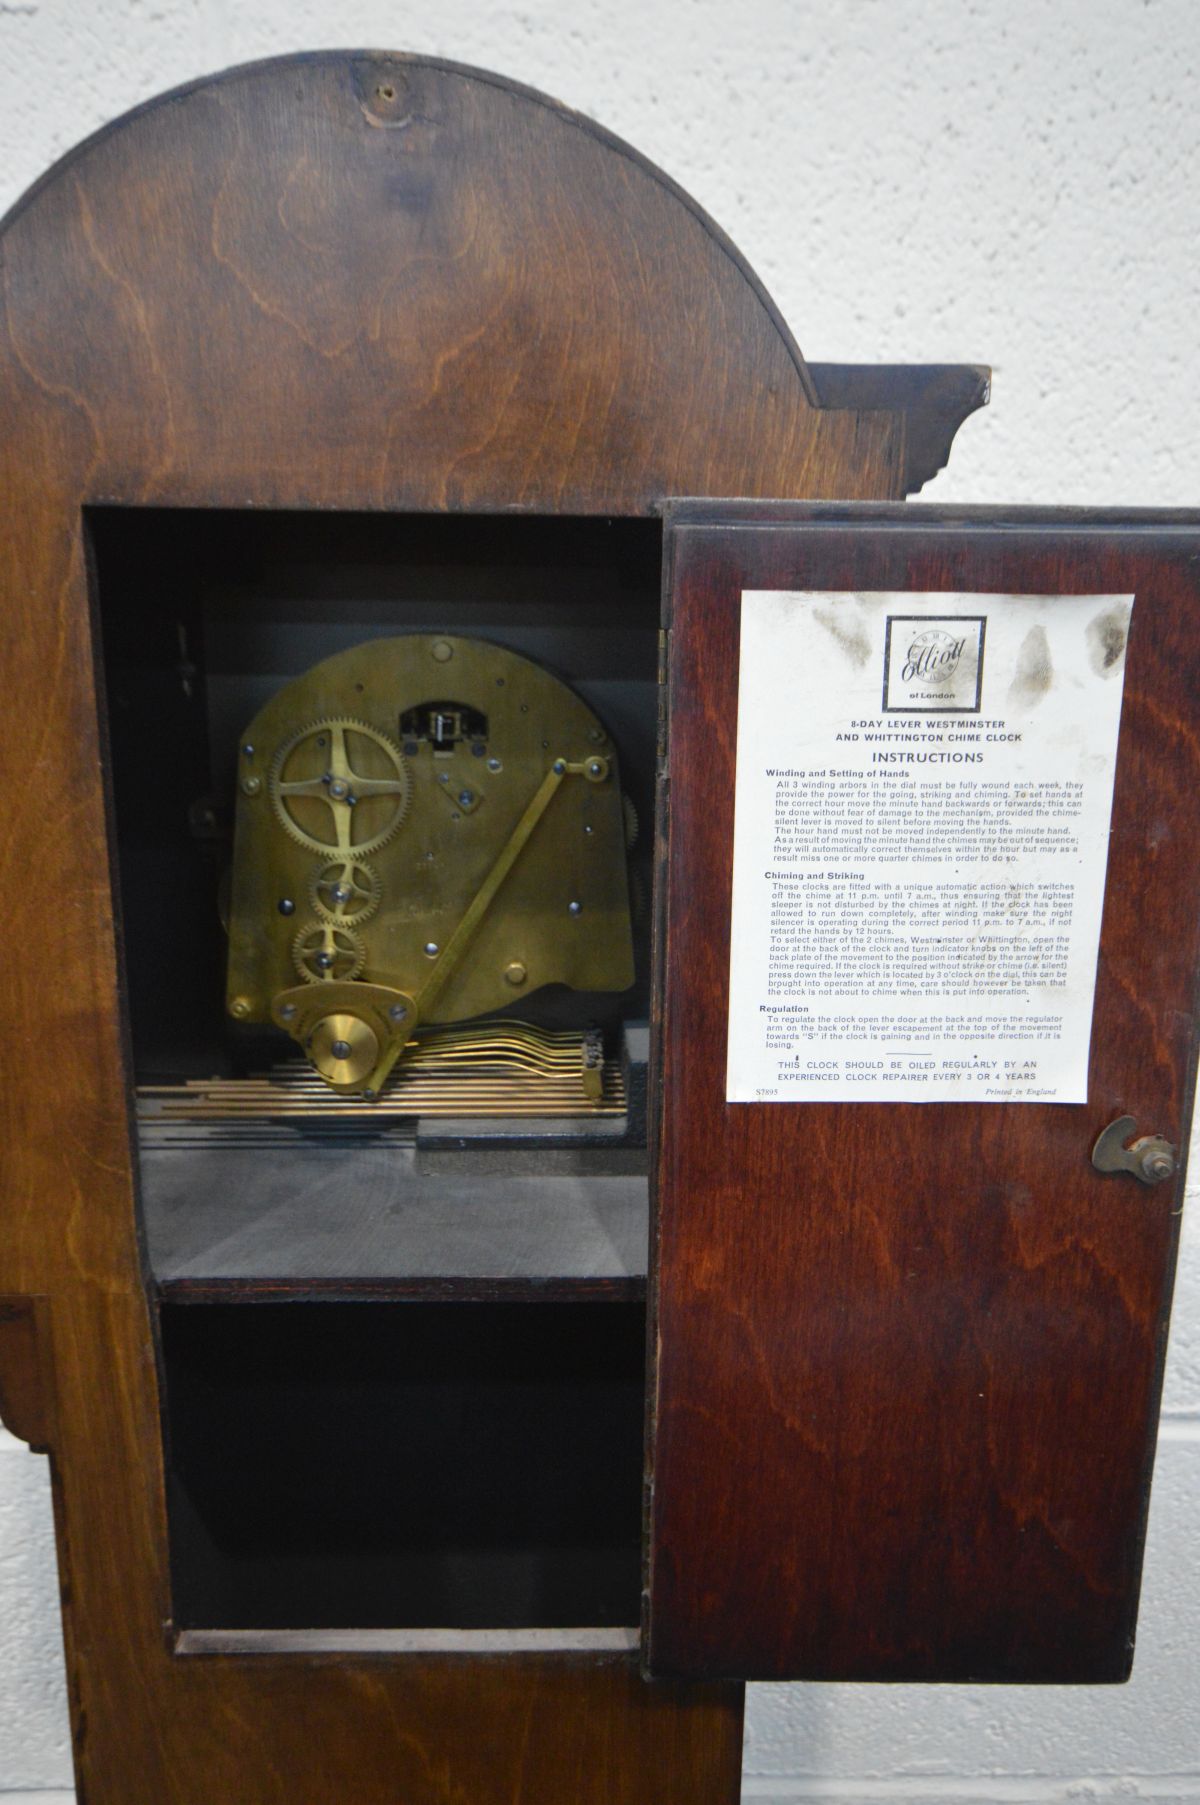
741 1424 1200 1798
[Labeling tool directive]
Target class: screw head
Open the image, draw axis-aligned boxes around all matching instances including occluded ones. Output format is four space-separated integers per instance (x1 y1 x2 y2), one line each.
458 789 475 807
389 1003 408 1022
240 775 262 797
242 743 255 759
424 942 439 957
330 1039 353 1060
552 758 566 775
279 1003 296 1021
568 900 582 916
505 961 528 986
229 996 252 1019
278 897 296 916
487 756 502 772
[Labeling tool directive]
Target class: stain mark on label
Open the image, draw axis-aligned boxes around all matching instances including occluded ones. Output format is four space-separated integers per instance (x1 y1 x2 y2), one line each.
1008 624 1053 710
813 606 871 668
1086 605 1130 678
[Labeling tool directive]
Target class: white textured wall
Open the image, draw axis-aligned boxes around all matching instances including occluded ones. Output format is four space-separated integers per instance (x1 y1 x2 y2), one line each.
1 2 1197 1800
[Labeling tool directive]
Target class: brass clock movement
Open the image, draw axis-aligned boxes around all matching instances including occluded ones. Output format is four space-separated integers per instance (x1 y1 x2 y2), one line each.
225 633 636 1097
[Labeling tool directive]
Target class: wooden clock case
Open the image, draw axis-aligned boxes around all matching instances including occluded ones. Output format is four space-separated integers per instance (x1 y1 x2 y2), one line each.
0 50 988 1803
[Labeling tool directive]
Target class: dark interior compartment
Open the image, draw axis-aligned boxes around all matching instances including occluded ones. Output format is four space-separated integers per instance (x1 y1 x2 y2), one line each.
95 507 658 1637
161 1301 646 1632
90 506 662 1080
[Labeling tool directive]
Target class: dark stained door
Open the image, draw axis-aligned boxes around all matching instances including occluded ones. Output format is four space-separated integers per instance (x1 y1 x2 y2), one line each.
646 503 1200 1681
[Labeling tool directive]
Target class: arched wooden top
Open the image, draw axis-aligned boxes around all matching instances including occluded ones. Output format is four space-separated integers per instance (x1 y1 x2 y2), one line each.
0 49 919 514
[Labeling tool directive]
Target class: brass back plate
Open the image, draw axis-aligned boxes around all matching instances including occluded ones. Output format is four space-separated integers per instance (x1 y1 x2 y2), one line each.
226 635 636 1039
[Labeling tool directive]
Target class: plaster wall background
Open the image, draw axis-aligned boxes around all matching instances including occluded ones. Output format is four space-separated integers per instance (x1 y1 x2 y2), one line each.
0 0 1196 1798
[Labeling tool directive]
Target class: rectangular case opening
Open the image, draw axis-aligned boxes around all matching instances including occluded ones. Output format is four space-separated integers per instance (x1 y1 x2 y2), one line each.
89 506 661 1634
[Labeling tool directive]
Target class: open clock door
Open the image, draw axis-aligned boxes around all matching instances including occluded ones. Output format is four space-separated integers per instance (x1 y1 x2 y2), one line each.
645 502 1200 1683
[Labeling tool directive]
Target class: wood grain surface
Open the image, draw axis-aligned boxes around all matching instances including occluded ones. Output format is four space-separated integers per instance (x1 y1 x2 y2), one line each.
647 502 1200 1683
0 1297 54 1452
0 50 983 1802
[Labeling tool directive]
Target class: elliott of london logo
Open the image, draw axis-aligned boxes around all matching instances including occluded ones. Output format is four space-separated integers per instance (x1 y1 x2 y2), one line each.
902 627 965 685
883 613 986 712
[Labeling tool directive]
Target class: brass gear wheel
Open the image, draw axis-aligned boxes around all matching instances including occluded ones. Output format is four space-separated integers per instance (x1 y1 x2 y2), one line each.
269 718 411 857
292 921 367 984
622 793 639 852
310 858 382 927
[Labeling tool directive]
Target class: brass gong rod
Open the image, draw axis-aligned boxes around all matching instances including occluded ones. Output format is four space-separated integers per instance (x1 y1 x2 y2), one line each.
364 759 577 1094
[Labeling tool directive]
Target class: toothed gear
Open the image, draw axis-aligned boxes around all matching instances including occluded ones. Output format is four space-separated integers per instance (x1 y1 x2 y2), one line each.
310 858 382 927
292 921 367 984
269 718 410 857
622 794 639 852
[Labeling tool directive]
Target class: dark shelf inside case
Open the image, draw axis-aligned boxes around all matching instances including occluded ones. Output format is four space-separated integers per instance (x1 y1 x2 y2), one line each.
161 1301 646 1632
144 1137 648 1302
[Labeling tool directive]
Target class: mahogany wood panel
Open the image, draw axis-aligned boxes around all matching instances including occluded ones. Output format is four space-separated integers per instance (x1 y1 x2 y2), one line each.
0 1297 54 1452
648 502 1200 1683
0 50 980 1801
0 52 940 518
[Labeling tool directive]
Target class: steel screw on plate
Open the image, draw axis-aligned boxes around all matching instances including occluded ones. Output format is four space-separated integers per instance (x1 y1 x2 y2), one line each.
568 900 582 915
229 996 252 1019
330 1039 352 1060
242 743 255 758
241 775 262 797
458 790 475 807
278 898 296 916
278 1003 297 1021
389 1003 408 1022
424 942 439 957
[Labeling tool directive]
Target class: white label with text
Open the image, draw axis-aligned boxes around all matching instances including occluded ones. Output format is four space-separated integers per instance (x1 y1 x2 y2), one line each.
726 589 1133 1103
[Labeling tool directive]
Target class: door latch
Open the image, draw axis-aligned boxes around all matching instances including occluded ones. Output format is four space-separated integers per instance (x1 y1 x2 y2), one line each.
1091 1116 1178 1186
